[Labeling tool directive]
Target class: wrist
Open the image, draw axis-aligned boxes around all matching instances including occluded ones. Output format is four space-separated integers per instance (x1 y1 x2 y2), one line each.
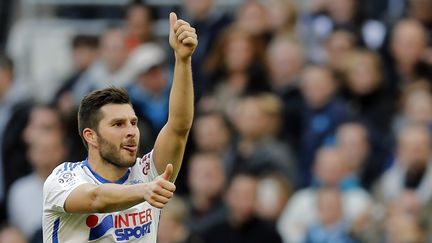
174 54 192 64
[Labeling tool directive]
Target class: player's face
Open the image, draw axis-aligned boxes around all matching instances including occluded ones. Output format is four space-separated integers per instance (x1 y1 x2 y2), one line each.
96 103 140 168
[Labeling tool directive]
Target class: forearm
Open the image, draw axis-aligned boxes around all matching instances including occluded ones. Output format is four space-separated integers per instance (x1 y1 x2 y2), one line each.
167 56 194 134
89 183 146 213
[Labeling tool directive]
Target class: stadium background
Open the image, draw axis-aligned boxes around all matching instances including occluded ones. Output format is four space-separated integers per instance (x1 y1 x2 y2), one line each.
0 0 432 242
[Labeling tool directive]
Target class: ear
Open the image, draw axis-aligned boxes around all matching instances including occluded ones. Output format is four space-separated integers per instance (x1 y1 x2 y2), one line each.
83 128 98 148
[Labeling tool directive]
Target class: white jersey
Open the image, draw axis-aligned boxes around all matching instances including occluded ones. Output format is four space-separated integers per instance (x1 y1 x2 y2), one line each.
42 151 160 243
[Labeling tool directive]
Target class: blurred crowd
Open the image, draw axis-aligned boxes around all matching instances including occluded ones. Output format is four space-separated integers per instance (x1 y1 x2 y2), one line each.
0 0 432 242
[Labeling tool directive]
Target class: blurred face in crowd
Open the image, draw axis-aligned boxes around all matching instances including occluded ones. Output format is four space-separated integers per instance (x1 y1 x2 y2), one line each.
73 45 99 71
234 97 267 140
397 125 432 165
224 32 255 73
314 147 348 186
391 19 427 67
317 188 343 226
300 66 337 109
267 38 304 88
138 65 167 94
397 125 431 167
345 51 381 95
226 174 258 225
255 175 291 221
403 90 432 124
326 30 356 71
327 0 357 23
23 106 62 144
193 113 230 153
386 195 425 243
127 5 153 42
336 123 370 171
158 197 188 243
100 29 128 72
188 153 225 200
265 0 298 33
29 131 67 178
184 0 214 20
236 0 269 36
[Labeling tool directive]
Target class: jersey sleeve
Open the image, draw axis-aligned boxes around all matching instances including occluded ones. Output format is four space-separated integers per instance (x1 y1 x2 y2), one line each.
43 164 89 213
136 150 160 182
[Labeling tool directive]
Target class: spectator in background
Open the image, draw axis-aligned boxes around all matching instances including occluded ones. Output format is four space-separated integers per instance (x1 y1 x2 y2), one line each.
192 111 231 155
186 153 226 233
124 0 157 53
7 130 67 239
158 196 204 243
226 93 296 182
201 26 269 118
53 34 99 118
354 191 426 242
234 0 272 44
386 18 432 95
324 28 357 74
336 122 385 190
392 81 432 134
255 173 293 225
298 64 351 186
203 172 282 243
303 187 356 243
341 49 395 136
127 43 169 154
22 105 63 146
72 28 131 101
377 124 432 205
53 35 99 162
181 0 232 100
0 54 32 221
263 0 299 38
266 36 304 148
0 224 27 243
278 147 372 243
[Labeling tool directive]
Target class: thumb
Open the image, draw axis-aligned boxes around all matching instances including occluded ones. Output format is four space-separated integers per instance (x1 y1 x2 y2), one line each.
161 163 173 181
169 12 177 32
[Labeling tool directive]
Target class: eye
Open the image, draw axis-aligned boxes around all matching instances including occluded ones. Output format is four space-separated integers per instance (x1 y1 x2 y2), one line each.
113 122 122 127
131 120 137 126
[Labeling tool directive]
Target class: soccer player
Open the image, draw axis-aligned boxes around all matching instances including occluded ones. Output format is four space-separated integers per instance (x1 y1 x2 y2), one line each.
42 12 197 242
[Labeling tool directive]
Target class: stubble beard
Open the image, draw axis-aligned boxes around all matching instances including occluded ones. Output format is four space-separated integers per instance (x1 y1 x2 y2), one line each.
97 134 137 168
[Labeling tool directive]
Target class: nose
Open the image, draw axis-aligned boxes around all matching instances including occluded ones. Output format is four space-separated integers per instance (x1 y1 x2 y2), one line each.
126 123 137 138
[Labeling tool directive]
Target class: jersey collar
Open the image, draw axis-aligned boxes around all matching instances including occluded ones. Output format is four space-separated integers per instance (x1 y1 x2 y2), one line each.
83 159 131 184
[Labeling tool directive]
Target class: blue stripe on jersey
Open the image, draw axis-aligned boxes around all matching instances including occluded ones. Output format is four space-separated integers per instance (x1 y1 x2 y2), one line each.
52 217 60 243
63 162 68 171
83 159 131 184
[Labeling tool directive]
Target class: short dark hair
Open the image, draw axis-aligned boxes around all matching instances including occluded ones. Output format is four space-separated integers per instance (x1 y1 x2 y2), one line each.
78 87 131 148
72 35 99 49
126 0 157 22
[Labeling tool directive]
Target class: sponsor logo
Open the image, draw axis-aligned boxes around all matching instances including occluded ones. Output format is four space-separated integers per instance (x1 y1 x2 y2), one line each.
86 209 153 241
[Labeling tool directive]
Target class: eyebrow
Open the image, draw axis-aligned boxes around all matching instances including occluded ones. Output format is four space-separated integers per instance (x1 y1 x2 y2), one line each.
109 117 138 124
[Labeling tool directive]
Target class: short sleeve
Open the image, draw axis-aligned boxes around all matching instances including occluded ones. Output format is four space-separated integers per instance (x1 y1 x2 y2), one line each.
43 164 89 212
136 150 160 181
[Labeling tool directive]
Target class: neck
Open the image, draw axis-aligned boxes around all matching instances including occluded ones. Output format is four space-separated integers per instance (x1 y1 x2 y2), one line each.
87 149 129 182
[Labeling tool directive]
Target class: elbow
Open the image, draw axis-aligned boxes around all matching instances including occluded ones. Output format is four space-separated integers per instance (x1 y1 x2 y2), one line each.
168 120 193 136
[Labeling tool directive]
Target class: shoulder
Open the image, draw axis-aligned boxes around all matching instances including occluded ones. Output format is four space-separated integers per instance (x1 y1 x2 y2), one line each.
44 161 87 190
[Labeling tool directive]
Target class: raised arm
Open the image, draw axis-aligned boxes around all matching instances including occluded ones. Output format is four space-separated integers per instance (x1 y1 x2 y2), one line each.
64 164 175 213
153 12 198 180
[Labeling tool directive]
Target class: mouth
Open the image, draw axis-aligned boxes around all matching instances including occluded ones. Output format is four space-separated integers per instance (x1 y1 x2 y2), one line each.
122 144 137 153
